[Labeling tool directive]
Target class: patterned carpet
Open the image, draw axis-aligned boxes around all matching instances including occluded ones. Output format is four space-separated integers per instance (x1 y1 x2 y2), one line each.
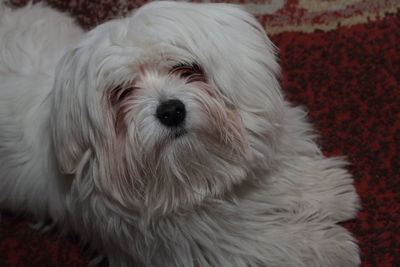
1 1 399 266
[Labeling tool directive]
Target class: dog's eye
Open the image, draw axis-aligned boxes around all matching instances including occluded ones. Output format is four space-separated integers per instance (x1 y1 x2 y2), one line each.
117 87 136 101
170 63 205 83
110 85 138 106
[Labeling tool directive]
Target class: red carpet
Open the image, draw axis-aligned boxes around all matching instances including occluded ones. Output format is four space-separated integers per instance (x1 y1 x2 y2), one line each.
1 1 399 266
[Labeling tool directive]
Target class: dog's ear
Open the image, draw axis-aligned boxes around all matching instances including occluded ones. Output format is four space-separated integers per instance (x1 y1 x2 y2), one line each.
49 19 125 174
50 46 95 174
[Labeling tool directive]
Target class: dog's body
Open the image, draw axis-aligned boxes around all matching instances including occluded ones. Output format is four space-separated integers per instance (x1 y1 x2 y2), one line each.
0 2 360 266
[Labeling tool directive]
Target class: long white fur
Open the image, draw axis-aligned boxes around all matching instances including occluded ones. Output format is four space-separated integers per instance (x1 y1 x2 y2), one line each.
0 1 360 266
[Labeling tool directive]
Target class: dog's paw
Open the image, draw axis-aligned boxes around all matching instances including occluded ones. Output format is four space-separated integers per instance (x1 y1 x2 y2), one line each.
282 156 361 223
312 224 361 267
306 157 361 223
273 222 361 267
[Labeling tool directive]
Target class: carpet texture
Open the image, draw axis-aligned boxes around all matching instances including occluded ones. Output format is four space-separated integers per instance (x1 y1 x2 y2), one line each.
1 1 399 266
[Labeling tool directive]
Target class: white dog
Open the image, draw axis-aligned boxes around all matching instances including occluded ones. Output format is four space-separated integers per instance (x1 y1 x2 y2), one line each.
0 1 360 266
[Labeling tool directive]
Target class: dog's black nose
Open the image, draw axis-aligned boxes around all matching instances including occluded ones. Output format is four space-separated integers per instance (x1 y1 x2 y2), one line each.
156 99 186 127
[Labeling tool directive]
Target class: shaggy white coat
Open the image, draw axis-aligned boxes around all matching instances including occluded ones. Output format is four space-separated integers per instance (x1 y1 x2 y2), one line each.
0 1 361 266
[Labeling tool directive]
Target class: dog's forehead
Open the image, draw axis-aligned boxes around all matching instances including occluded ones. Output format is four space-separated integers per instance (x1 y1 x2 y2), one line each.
83 6 242 72
82 1 270 67
123 3 253 48
77 2 278 94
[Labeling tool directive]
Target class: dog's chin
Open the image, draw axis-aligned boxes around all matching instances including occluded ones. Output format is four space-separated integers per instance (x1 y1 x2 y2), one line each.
144 130 248 215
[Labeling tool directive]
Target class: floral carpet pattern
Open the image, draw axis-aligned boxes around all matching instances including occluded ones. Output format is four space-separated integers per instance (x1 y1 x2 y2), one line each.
1 0 399 266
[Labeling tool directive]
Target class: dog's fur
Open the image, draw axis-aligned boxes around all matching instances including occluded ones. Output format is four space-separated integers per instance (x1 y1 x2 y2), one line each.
0 2 360 266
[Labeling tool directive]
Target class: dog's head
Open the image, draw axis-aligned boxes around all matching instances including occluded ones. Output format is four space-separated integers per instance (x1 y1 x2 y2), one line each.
51 1 284 215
